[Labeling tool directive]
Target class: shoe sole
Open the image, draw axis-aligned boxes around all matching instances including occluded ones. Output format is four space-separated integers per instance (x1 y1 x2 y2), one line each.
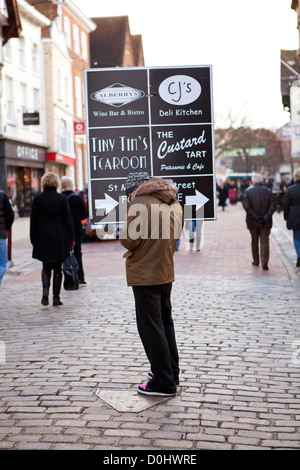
137 387 176 397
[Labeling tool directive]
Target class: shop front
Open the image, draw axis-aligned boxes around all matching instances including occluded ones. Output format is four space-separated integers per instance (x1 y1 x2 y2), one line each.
0 139 47 216
46 152 76 186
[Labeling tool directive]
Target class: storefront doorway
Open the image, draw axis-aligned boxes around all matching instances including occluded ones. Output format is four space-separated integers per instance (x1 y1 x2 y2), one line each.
7 166 43 216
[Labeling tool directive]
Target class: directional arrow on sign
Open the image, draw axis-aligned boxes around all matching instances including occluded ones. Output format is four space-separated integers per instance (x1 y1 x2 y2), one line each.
95 194 119 214
185 190 209 211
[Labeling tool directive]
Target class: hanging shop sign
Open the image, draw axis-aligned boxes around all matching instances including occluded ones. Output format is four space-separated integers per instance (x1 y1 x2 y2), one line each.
22 112 40 126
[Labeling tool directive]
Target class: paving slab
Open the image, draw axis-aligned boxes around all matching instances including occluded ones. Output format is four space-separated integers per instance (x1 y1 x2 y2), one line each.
0 203 299 451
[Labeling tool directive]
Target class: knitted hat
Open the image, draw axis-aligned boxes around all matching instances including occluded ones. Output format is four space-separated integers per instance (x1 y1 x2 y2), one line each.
124 171 150 195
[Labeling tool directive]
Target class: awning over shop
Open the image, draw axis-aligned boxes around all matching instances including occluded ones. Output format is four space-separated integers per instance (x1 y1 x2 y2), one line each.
47 152 75 166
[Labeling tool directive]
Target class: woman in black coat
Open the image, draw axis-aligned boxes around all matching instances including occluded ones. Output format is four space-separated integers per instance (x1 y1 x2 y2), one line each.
61 176 88 284
30 172 74 306
284 168 300 267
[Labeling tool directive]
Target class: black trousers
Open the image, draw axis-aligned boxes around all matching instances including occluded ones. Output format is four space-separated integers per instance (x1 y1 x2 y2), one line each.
132 283 179 390
74 232 84 282
42 261 62 275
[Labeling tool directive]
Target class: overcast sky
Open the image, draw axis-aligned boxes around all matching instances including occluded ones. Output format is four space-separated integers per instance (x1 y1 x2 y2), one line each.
73 0 298 130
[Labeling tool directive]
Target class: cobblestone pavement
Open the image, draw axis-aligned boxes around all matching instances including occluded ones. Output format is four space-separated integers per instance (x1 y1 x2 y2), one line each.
0 203 299 450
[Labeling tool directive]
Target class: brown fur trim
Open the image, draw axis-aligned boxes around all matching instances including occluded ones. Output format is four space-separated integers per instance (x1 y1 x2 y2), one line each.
132 178 178 200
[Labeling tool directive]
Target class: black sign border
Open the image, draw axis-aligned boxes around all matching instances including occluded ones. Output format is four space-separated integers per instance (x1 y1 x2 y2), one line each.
84 65 216 224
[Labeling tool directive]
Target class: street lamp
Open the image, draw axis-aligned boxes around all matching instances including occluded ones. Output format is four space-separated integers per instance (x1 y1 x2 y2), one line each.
243 148 250 175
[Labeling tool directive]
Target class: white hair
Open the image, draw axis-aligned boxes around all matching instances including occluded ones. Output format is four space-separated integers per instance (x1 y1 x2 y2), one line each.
251 173 263 184
294 168 300 182
61 176 74 191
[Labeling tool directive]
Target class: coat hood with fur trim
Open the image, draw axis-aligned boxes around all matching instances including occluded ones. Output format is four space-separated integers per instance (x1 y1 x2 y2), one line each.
131 178 178 205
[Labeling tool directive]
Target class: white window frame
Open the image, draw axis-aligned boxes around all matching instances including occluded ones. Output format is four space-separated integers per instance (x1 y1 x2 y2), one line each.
64 15 71 48
72 24 80 55
75 75 82 118
20 82 27 117
76 147 84 190
3 40 12 61
33 88 41 131
33 88 39 112
19 37 26 69
81 31 88 61
58 118 67 153
0 0 9 18
57 69 62 101
32 42 39 74
64 77 69 107
5 76 14 124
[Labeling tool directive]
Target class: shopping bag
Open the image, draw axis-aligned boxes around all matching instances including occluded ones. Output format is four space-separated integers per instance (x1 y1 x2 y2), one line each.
63 251 79 290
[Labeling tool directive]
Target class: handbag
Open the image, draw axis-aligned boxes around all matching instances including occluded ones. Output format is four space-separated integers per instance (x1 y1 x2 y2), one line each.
63 250 79 290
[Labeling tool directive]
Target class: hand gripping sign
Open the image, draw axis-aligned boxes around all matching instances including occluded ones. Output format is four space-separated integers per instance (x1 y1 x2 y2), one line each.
84 65 216 229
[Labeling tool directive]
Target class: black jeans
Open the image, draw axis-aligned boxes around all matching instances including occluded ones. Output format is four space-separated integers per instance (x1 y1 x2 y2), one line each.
74 232 84 282
132 283 179 390
42 261 62 275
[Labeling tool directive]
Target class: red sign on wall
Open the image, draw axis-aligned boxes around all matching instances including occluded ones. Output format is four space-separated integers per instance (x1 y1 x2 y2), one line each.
74 122 85 135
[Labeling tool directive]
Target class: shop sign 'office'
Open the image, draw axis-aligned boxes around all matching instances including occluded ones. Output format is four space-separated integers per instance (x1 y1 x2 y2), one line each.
83 66 216 226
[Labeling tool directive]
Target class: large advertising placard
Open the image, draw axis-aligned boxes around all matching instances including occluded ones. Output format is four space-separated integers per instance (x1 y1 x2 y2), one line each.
84 66 216 225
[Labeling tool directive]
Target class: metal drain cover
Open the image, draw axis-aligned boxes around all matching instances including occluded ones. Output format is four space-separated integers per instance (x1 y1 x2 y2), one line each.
96 389 170 412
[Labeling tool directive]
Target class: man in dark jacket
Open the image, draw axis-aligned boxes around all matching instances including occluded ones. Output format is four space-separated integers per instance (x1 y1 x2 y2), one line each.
284 168 300 267
120 171 183 397
0 190 14 286
242 173 276 270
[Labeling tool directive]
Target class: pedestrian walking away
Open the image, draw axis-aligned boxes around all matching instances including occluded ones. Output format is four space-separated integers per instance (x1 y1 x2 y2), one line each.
187 219 203 251
120 171 183 397
283 168 300 267
242 173 276 270
228 182 237 205
0 189 14 286
217 182 228 211
30 173 74 306
240 177 250 201
278 178 289 212
61 176 88 284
